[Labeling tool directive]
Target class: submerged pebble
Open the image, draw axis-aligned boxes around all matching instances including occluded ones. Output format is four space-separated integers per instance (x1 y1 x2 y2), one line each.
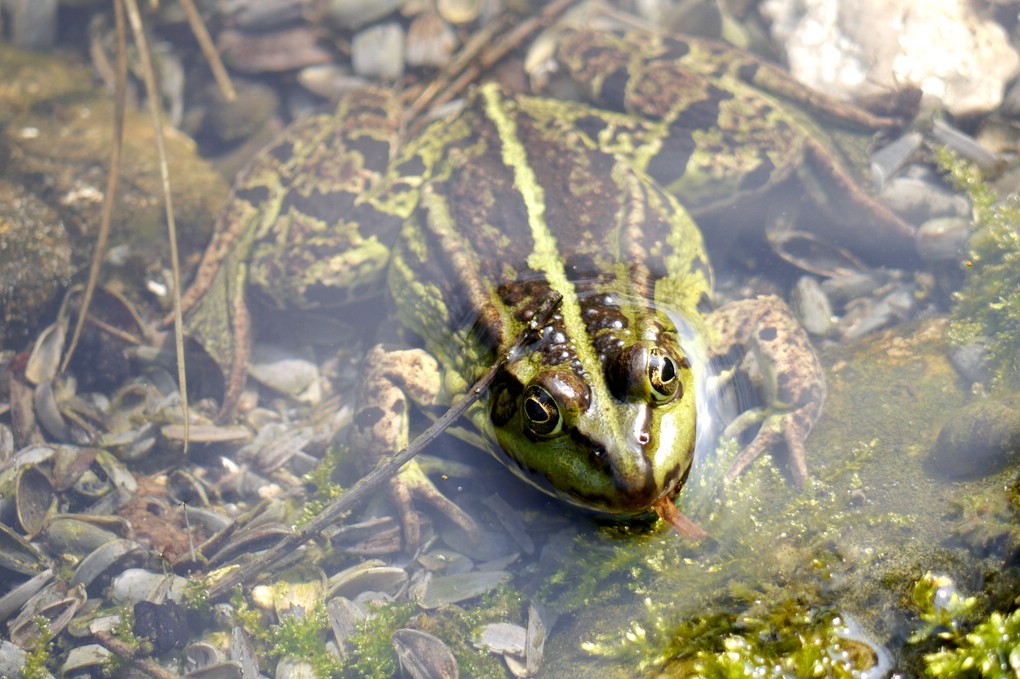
351 23 405 81
928 394 1020 479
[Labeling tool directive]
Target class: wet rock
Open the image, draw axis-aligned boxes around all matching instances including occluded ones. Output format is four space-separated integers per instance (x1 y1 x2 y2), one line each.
915 217 970 263
947 338 993 385
325 0 406 29
763 0 1020 115
218 27 333 74
0 45 228 267
927 394 1020 479
0 640 28 678
406 13 459 69
437 0 481 24
790 276 833 336
879 175 970 225
351 22 405 81
60 643 111 676
134 599 189 655
0 179 72 349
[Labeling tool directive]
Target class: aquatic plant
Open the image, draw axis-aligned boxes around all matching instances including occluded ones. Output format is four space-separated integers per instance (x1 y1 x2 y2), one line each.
268 602 344 678
22 617 54 679
938 147 1020 392
342 600 416 679
909 572 1020 677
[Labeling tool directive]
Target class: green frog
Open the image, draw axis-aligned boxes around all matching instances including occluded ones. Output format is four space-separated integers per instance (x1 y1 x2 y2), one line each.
178 31 909 543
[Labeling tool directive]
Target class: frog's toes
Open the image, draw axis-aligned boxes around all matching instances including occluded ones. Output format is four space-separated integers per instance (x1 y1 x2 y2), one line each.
396 461 480 545
724 409 810 487
387 474 423 549
709 295 824 487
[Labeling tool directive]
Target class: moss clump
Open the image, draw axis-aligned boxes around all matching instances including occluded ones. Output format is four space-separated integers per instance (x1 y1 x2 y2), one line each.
908 572 1020 677
22 617 54 679
229 586 271 644
582 591 882 677
269 603 343 678
184 575 211 615
924 609 1020 677
937 147 1020 392
297 444 347 528
423 585 526 679
342 600 416 679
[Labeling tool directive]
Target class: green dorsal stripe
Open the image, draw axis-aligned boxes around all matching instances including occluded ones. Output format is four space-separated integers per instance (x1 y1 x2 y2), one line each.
479 84 618 436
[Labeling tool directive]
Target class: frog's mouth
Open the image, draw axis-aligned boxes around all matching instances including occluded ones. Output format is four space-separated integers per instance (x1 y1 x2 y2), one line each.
594 427 693 515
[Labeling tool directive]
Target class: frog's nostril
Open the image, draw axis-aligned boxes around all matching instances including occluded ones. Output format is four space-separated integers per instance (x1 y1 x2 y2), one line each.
590 447 609 471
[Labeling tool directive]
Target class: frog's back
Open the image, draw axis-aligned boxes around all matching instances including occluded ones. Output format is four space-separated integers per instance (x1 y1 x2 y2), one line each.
387 84 712 380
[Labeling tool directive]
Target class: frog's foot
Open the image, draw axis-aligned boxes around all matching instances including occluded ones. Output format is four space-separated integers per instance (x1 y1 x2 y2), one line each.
390 460 480 548
707 295 825 487
721 406 810 486
351 344 479 550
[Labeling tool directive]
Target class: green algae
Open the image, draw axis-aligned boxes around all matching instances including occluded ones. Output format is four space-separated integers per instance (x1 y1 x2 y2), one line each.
268 602 344 678
937 146 1020 393
22 617 54 679
535 315 1020 678
342 601 416 679
908 571 1020 677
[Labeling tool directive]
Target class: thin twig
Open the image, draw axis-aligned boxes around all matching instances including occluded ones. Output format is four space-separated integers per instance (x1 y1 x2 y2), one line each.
60 0 127 375
177 0 236 101
122 0 190 453
206 292 562 600
405 0 576 134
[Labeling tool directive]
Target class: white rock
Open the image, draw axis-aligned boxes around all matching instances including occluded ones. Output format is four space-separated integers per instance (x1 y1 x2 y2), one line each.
351 22 406 81
762 0 1020 115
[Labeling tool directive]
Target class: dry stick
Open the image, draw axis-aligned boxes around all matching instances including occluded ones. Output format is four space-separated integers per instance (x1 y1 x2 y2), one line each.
437 0 578 108
405 0 577 134
59 0 127 375
206 292 562 600
122 0 190 453
177 0 236 101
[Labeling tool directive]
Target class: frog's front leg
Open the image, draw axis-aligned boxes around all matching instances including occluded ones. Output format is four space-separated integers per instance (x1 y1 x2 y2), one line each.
349 344 479 549
707 295 825 486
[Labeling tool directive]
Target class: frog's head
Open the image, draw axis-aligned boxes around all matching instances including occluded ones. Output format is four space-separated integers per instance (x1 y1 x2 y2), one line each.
487 324 698 516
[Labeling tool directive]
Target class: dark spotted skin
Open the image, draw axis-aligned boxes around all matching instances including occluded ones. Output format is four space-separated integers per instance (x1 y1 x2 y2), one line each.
167 30 879 543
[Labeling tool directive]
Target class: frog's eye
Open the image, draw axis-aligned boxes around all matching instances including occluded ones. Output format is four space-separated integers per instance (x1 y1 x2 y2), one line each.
523 385 562 437
648 347 680 403
607 342 684 405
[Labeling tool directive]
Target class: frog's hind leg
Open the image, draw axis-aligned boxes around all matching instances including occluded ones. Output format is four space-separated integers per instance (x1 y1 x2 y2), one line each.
706 295 825 486
350 345 479 550
800 137 916 264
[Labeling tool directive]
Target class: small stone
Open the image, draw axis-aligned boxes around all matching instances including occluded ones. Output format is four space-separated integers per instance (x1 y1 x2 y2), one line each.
326 0 406 29
406 13 459 68
790 276 833 336
880 176 969 224
763 0 1020 115
915 217 970 262
351 23 405 81
928 395 1020 479
134 600 189 655
948 338 992 385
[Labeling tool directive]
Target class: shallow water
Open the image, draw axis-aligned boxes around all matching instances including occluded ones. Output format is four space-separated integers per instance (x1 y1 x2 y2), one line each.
1 4 1018 678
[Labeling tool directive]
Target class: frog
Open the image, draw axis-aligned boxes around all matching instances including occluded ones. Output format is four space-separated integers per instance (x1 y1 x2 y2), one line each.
175 30 911 543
